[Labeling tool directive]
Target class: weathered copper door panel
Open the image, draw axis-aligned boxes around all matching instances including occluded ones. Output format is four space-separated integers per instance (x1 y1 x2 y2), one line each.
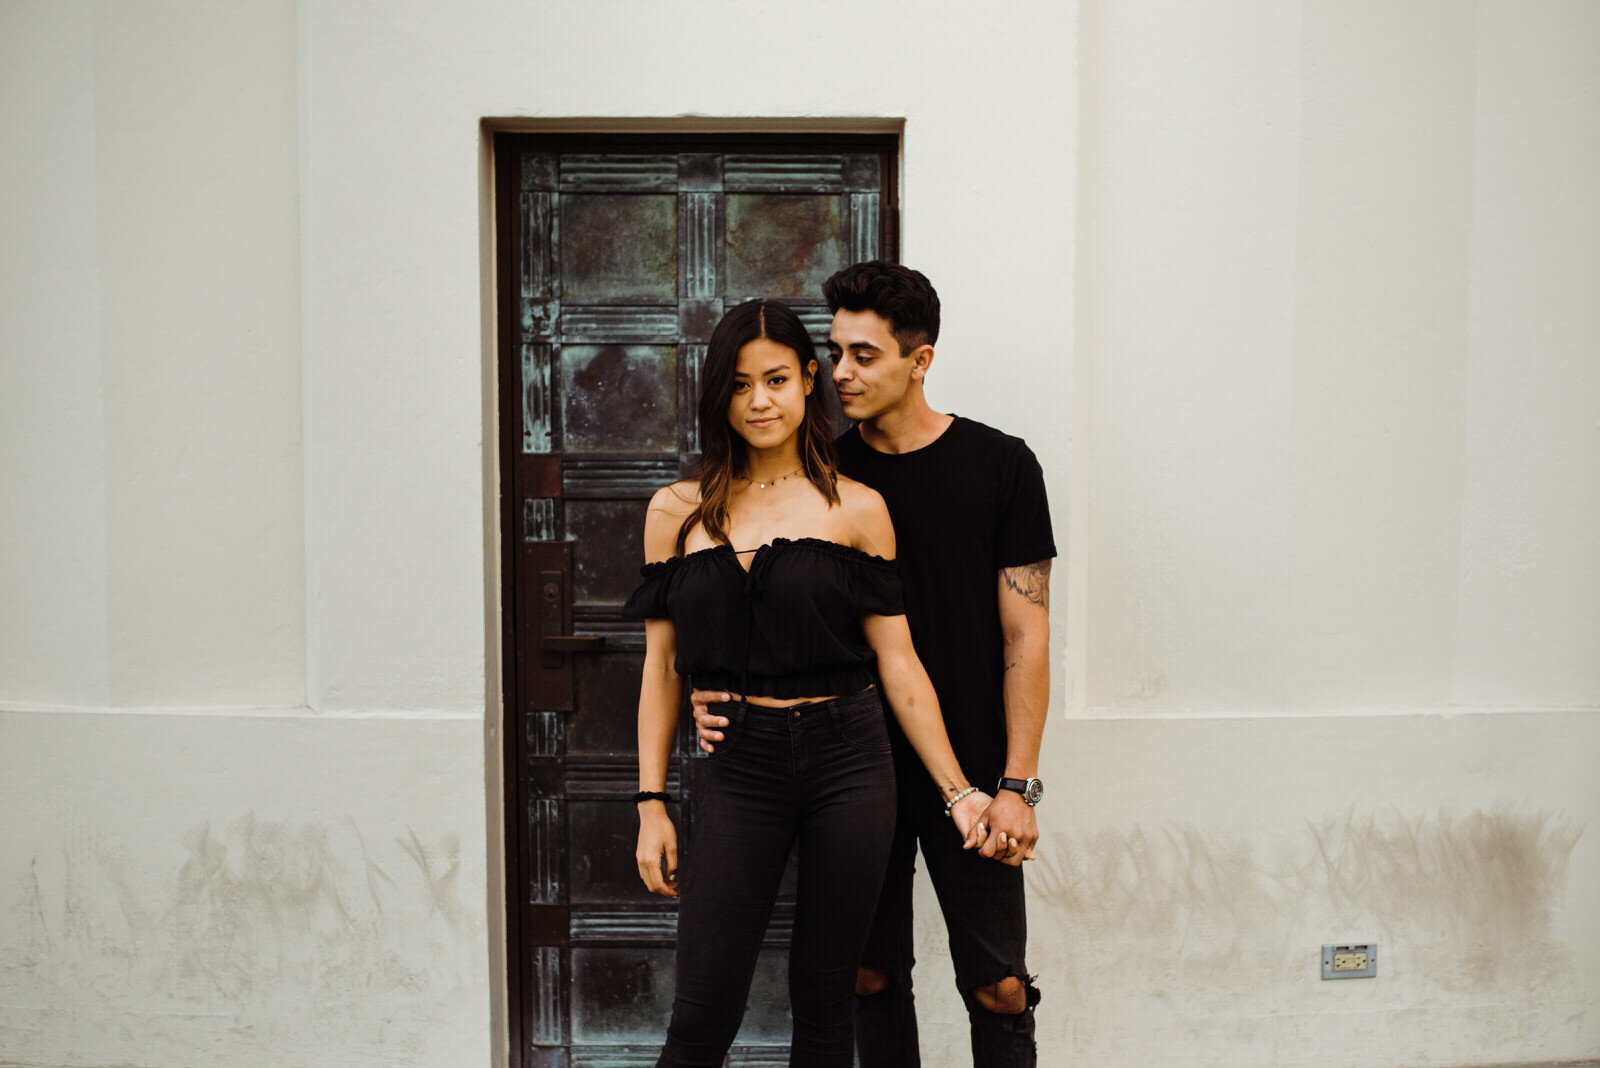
497 133 898 1068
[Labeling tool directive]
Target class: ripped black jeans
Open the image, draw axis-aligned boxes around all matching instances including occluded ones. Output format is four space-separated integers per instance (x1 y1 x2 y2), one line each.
856 792 1039 1068
656 689 897 1068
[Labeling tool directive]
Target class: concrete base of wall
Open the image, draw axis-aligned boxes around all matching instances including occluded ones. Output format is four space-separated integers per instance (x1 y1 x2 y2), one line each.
0 709 494 1068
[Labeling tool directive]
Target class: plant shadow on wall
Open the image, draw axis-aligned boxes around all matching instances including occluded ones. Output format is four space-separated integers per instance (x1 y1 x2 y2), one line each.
4 813 476 1044
1026 805 1583 999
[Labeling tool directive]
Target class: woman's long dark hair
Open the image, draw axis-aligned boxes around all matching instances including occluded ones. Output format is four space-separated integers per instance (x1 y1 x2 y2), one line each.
676 300 839 554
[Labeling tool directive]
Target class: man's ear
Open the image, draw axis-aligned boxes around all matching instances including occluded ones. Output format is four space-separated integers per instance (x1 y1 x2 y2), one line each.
908 344 936 382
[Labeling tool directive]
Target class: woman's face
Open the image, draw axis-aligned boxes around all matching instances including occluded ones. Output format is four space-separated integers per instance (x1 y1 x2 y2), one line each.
728 337 815 452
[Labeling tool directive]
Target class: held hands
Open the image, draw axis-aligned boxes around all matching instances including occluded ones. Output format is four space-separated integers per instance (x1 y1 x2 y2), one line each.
691 689 733 753
974 789 1038 866
950 789 994 849
635 805 679 897
696 689 1037 866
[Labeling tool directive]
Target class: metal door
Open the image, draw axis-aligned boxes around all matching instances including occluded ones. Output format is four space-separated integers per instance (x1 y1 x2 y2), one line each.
495 133 898 1068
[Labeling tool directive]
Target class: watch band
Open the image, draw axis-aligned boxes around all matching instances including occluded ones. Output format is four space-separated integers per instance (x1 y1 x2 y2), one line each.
996 777 1044 807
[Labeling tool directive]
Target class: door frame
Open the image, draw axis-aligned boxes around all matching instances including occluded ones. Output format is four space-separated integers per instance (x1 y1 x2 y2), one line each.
490 126 901 1068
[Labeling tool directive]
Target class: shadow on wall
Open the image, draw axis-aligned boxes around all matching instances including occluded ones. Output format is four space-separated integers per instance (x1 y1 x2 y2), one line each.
1028 805 1583 997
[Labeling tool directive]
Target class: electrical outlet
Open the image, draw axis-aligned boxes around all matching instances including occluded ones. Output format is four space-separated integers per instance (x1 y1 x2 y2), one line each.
1322 943 1377 979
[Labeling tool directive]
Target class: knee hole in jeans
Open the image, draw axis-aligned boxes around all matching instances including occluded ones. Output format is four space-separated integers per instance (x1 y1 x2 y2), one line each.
971 976 1029 1015
855 965 891 998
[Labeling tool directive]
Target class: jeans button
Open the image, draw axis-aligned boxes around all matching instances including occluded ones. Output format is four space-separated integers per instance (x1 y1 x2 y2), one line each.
792 710 801 719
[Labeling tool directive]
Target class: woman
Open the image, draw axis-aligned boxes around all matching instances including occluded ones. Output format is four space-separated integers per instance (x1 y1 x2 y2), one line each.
624 299 991 1067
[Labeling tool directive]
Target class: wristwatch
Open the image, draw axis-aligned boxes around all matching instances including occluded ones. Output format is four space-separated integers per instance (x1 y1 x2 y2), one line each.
997 777 1044 807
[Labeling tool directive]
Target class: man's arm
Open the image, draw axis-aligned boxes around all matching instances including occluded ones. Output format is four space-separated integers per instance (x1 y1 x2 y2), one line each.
979 558 1052 865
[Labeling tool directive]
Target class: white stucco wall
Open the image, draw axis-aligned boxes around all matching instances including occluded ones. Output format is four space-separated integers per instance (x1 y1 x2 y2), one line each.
1 2 1596 1067
1 1 109 708
1073 1 1600 1065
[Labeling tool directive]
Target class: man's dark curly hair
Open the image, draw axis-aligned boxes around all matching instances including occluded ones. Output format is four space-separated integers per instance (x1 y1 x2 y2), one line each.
822 260 940 357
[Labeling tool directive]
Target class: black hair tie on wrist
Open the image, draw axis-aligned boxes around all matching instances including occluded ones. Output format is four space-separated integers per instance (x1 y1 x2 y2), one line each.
633 791 673 804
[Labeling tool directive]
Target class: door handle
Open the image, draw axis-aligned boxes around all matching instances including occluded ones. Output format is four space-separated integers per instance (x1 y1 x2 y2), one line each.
540 635 606 653
538 569 607 669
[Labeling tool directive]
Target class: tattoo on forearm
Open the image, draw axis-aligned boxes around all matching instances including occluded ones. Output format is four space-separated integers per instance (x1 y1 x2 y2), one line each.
1002 560 1051 608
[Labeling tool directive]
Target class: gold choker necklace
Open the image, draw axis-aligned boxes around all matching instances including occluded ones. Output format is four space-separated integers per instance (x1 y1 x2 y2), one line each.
740 467 804 489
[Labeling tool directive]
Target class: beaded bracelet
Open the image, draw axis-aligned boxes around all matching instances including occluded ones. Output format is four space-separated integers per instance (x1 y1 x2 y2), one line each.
633 791 673 804
943 785 978 818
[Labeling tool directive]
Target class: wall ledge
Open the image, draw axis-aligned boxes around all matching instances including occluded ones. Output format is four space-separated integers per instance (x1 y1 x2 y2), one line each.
1073 704 1600 721
0 701 482 721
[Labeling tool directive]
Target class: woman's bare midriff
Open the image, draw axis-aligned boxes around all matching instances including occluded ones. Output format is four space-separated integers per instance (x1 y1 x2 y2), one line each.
729 683 878 708
731 692 840 707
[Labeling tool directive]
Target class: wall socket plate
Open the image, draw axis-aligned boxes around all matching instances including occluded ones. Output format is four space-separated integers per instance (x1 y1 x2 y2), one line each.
1322 943 1377 979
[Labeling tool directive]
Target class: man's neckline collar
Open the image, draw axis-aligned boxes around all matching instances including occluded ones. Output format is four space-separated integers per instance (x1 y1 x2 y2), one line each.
855 412 958 457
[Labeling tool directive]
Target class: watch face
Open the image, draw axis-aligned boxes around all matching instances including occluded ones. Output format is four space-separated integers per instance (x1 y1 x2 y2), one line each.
1023 779 1044 806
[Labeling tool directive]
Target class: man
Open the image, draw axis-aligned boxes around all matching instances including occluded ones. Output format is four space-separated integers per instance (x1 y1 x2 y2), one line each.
693 261 1055 1067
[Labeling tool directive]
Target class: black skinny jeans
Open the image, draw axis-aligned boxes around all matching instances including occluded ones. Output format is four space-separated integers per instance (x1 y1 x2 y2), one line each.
657 688 898 1068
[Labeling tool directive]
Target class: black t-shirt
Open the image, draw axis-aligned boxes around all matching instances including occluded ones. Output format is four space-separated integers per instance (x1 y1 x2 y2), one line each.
621 537 904 699
837 416 1056 802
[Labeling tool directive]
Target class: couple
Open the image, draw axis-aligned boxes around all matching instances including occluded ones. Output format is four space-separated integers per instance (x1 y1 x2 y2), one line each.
625 262 1054 1068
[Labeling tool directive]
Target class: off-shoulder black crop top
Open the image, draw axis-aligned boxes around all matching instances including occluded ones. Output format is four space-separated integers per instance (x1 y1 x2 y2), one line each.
621 537 904 699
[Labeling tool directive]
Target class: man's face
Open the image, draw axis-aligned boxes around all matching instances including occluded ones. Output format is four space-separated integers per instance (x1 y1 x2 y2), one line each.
828 308 920 423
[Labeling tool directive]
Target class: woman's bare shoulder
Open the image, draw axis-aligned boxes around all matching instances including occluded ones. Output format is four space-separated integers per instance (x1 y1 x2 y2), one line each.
647 480 701 516
837 475 888 518
837 476 895 558
643 480 700 562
